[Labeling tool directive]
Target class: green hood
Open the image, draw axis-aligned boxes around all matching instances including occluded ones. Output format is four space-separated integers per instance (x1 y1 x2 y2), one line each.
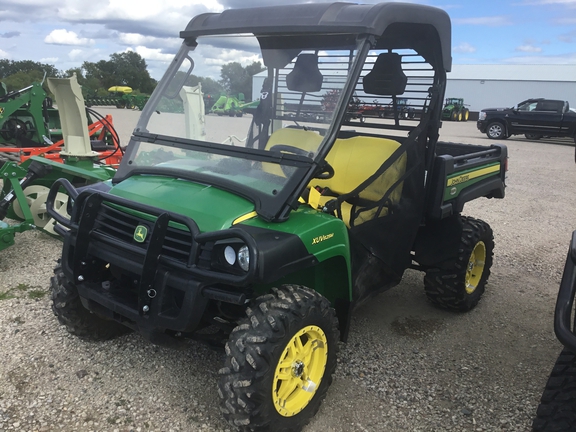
109 176 255 232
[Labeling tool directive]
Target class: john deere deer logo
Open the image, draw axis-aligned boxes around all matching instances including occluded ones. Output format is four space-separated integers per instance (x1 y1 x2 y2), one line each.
134 225 148 243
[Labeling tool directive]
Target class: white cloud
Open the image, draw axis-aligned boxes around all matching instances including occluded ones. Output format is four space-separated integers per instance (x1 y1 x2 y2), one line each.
45 29 95 46
133 46 173 62
203 49 261 67
504 52 576 64
118 33 158 46
0 48 10 58
68 49 84 59
453 42 477 53
40 57 59 63
516 44 542 52
57 0 224 24
453 16 512 26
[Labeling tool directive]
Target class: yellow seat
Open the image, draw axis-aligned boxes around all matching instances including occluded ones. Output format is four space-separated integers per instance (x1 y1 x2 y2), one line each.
311 136 406 227
265 128 406 227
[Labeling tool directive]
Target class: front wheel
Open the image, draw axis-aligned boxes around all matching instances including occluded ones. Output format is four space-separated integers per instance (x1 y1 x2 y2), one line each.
486 122 507 139
424 216 494 312
51 265 130 340
533 349 576 431
219 285 339 432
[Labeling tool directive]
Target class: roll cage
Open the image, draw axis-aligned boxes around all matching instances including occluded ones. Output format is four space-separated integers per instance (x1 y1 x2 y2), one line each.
116 2 451 223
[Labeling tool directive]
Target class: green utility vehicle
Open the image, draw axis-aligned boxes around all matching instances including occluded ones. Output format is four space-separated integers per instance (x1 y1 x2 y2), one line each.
47 3 507 431
442 97 470 121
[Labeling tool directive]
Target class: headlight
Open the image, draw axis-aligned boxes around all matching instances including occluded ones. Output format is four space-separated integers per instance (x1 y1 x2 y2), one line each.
224 245 236 265
479 111 486 121
237 245 250 271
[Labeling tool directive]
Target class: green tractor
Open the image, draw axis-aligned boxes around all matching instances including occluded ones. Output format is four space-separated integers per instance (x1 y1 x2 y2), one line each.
442 97 470 121
47 3 507 431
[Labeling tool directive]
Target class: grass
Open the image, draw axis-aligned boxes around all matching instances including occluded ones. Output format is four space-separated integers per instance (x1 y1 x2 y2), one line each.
28 289 46 299
0 290 15 300
0 283 46 300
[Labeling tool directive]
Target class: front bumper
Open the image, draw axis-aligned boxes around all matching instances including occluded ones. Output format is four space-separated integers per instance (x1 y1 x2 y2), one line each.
48 179 258 334
554 230 576 353
477 120 487 133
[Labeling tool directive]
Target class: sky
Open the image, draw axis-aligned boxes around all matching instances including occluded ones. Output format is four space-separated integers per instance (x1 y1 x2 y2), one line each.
0 0 575 80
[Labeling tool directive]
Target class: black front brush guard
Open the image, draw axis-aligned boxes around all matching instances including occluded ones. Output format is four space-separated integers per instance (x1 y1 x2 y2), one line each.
46 178 258 286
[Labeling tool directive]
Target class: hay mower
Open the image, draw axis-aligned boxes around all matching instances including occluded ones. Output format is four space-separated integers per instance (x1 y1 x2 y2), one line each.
0 75 123 251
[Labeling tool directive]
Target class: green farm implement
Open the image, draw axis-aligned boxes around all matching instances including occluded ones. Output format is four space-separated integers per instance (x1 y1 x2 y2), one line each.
209 93 245 117
86 86 149 111
0 80 61 148
0 75 121 251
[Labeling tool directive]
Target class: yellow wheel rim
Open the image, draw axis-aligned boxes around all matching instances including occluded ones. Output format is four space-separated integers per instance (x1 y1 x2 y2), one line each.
465 241 486 294
458 112 462 121
464 111 469 121
272 325 328 417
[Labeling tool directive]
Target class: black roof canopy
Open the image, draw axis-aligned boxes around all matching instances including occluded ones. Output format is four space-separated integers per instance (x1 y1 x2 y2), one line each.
180 2 452 72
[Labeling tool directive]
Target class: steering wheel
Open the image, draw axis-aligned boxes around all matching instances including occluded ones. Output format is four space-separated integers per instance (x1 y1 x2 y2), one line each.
269 144 334 180
315 160 334 179
269 144 313 177
269 144 313 158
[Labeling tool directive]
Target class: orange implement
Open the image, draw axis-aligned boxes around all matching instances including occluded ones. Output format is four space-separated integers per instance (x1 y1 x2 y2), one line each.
0 114 123 167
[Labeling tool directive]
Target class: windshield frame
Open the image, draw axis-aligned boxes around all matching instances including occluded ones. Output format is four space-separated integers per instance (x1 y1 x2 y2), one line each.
114 34 371 221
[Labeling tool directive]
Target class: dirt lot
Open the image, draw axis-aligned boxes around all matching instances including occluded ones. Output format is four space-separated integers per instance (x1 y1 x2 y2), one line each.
0 110 575 431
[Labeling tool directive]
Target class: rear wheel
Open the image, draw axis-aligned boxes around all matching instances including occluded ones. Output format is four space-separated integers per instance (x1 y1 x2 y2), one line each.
463 109 469 121
486 121 507 139
533 349 576 431
525 133 542 140
457 111 463 121
219 285 339 432
51 265 130 341
424 216 494 312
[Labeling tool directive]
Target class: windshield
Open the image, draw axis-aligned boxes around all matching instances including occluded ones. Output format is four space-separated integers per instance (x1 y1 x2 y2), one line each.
116 33 362 220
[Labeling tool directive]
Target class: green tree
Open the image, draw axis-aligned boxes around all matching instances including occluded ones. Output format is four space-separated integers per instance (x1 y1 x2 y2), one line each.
0 59 60 81
80 52 156 94
0 60 60 92
220 61 265 101
184 74 223 97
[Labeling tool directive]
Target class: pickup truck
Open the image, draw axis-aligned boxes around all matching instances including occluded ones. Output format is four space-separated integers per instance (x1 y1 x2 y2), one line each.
477 98 576 142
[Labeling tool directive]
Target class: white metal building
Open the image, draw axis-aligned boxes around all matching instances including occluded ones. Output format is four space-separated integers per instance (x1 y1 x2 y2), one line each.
446 64 576 114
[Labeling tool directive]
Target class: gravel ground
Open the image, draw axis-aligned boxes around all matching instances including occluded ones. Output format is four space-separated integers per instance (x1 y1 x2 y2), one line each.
1 110 575 431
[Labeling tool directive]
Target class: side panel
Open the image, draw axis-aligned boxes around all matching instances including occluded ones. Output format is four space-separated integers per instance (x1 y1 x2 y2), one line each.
426 143 507 219
243 206 352 304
